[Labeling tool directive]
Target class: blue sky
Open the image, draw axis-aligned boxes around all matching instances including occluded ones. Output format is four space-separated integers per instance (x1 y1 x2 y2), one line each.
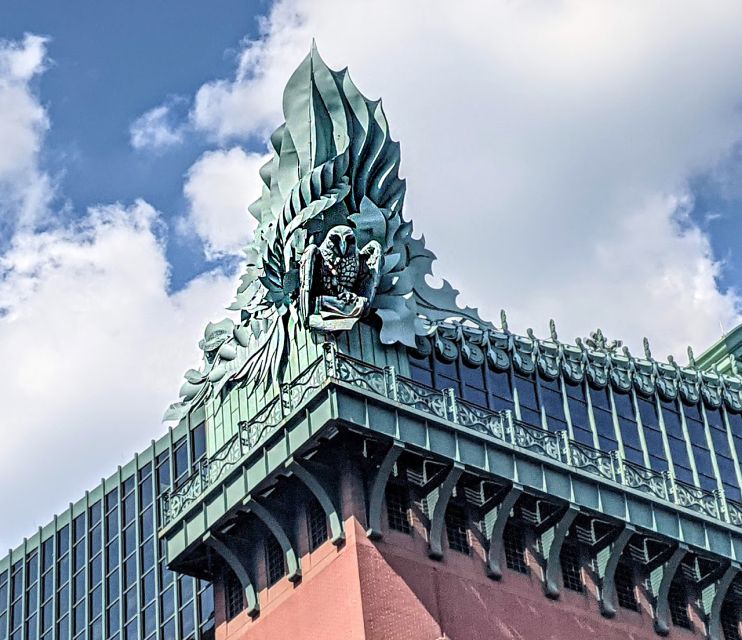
1 0 742 550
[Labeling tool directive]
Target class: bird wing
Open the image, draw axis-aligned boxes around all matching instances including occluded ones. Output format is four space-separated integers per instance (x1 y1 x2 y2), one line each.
299 243 319 322
358 240 383 302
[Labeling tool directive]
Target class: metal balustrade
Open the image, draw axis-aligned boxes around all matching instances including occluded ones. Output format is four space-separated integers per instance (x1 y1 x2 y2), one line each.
161 343 742 531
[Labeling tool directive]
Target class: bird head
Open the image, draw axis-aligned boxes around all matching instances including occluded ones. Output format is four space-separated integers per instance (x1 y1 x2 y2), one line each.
321 225 357 260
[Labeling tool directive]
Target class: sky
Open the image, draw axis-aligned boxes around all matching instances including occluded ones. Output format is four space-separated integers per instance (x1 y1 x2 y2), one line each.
1 0 742 551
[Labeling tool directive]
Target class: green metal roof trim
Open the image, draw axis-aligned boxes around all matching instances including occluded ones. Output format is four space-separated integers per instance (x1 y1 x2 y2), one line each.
164 44 489 423
414 319 742 415
697 322 742 376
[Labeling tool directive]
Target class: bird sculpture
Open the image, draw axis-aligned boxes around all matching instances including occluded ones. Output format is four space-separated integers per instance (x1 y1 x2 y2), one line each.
299 225 382 330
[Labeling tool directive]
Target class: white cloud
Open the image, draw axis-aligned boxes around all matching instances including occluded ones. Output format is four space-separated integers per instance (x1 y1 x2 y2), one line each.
0 36 239 549
187 0 742 356
0 33 52 229
0 200 236 549
183 146 270 259
129 103 184 150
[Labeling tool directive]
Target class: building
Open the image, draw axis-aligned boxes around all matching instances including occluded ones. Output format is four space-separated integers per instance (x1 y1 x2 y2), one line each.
4 46 742 640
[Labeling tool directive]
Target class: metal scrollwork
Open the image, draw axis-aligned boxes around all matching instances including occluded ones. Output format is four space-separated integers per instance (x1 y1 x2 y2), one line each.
568 441 615 480
396 378 447 419
509 419 562 462
671 480 720 519
620 460 669 501
335 355 387 396
456 399 506 439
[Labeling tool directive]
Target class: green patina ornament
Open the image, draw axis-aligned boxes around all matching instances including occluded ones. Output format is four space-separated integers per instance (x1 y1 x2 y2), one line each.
164 44 489 421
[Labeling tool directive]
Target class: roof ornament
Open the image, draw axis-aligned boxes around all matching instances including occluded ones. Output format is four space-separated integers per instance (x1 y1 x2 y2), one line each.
549 319 558 342
643 337 652 360
585 328 622 354
164 45 491 418
500 309 509 333
687 346 697 368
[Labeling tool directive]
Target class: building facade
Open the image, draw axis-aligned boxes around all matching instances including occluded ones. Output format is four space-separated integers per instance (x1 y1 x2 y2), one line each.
4 47 742 640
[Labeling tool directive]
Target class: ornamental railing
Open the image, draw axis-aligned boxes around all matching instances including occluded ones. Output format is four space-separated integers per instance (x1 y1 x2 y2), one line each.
161 343 742 530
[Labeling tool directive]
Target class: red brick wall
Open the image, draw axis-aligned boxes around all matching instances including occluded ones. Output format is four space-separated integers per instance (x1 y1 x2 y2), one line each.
218 515 689 640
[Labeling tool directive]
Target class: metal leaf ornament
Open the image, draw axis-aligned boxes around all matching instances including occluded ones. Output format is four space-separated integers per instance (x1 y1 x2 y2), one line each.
165 45 490 418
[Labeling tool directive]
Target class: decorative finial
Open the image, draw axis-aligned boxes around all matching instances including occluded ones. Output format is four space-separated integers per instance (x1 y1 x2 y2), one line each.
643 337 652 360
687 346 696 368
527 327 535 341
500 309 509 332
622 345 632 358
667 354 678 370
549 319 558 341
585 328 622 353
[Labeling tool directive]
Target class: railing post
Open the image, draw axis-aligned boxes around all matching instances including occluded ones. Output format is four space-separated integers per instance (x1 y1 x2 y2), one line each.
716 489 730 524
443 388 458 423
611 451 624 485
322 341 338 378
505 410 515 445
280 383 291 418
559 431 571 465
664 471 676 507
161 494 170 527
384 365 398 401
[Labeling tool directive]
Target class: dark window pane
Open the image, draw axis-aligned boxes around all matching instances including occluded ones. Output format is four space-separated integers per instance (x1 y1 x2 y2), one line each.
89 502 102 526
307 498 329 550
444 505 469 554
174 444 188 481
385 485 411 535
224 571 243 621
503 523 528 574
266 537 286 586
461 363 485 390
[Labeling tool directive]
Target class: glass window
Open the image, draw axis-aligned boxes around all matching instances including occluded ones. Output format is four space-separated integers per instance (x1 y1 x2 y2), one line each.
138 478 153 509
637 397 668 471
122 477 135 497
684 403 717 491
307 497 329 549
160 586 174 622
106 602 119 636
613 392 644 465
73 516 85 543
486 368 513 412
174 442 188 482
89 502 102 526
41 539 54 573
57 526 70 557
191 424 206 462
156 456 171 496
265 536 286 586
514 373 540 427
408 351 433 387
566 381 594 446
590 387 618 452
503 522 528 574
224 571 243 621
540 376 567 432
107 570 119 603
105 489 118 512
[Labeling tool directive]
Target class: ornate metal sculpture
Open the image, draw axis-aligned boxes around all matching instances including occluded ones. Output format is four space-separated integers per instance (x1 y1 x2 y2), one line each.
299 224 382 331
164 44 489 420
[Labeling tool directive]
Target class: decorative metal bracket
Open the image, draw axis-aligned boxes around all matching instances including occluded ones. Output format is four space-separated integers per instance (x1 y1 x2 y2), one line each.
203 532 259 617
599 524 635 617
653 544 688 636
366 440 405 540
240 497 301 582
707 562 740 640
486 484 523 579
286 457 345 545
543 506 579 599
428 462 464 560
